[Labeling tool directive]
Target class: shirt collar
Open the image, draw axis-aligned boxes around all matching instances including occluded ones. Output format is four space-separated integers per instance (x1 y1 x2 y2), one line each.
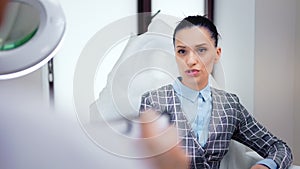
172 77 211 102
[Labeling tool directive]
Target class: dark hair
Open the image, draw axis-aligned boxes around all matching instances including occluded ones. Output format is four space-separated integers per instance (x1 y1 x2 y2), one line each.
173 15 219 47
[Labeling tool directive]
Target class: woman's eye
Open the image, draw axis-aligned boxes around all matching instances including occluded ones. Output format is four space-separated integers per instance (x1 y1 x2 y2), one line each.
177 49 186 55
198 48 207 53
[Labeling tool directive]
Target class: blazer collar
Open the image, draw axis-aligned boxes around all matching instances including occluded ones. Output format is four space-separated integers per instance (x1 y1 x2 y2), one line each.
173 77 211 103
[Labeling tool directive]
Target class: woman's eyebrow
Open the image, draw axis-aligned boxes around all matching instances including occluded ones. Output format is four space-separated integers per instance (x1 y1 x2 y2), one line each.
176 45 186 48
195 43 209 47
176 43 209 49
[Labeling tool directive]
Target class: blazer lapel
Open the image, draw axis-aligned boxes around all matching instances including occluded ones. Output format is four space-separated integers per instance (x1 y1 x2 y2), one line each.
207 88 227 146
166 86 205 152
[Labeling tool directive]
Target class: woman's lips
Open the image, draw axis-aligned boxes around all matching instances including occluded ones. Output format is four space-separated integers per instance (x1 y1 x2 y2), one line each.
185 69 199 76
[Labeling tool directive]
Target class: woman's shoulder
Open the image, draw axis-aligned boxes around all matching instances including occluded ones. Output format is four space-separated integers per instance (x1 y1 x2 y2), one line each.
142 84 174 97
211 87 240 102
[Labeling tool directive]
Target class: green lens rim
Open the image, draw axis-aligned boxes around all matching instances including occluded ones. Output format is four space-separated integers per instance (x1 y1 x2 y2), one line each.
0 27 38 51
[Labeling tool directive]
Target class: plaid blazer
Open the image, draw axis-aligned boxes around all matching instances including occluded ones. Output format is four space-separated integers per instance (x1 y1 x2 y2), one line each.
139 84 292 169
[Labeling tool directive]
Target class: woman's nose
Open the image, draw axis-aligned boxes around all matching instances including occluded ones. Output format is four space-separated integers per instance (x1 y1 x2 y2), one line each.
186 51 198 67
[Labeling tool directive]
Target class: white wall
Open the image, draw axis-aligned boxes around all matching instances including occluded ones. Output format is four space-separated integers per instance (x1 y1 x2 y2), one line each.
254 0 296 160
54 0 137 111
152 0 205 18
215 0 299 164
294 0 300 165
214 0 255 113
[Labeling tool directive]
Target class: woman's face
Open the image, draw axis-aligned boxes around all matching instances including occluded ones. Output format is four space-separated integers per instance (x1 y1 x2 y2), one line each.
174 26 221 91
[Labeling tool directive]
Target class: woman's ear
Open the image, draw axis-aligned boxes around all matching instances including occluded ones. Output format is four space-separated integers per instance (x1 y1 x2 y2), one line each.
214 47 222 63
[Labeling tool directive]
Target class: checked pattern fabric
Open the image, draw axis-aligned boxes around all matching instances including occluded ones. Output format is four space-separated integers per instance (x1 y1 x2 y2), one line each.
139 84 292 169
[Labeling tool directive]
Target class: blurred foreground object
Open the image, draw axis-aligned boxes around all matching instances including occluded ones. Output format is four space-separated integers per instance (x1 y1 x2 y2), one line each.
140 110 190 169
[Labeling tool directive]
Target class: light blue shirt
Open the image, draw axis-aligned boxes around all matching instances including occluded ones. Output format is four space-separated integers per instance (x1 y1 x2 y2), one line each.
172 77 277 169
172 77 212 147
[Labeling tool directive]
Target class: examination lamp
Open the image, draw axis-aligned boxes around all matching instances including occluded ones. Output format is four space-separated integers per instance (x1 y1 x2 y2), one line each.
0 0 66 80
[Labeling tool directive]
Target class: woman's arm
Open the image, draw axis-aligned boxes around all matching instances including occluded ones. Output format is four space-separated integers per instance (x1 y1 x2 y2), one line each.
233 98 293 169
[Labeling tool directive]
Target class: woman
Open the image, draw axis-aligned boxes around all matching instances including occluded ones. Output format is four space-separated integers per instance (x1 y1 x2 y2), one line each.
139 15 292 169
